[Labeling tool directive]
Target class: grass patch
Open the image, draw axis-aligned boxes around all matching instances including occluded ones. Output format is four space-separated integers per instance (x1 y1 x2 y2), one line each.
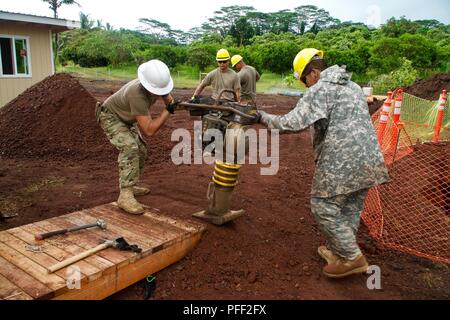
58 62 136 81
0 176 66 216
57 64 289 91
22 176 66 194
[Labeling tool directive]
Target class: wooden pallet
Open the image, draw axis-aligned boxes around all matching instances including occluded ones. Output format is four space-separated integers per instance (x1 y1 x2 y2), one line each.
0 203 206 300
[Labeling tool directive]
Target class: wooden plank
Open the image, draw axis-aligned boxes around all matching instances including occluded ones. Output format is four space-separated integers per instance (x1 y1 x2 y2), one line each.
61 213 143 269
26 223 116 274
34 217 127 265
7 226 102 281
0 241 66 294
52 271 117 300
0 203 206 300
86 208 171 247
55 232 203 300
90 206 186 243
116 232 204 293
0 231 80 283
0 274 31 300
142 207 206 233
64 211 153 252
0 255 53 299
81 209 174 252
106 203 193 236
87 206 205 257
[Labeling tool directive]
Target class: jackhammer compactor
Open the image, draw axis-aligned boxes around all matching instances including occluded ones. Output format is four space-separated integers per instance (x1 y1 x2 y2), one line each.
178 89 259 225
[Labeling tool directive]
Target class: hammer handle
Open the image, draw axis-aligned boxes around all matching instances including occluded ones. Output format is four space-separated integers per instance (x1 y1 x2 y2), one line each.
47 242 110 273
36 229 69 240
35 223 98 240
178 102 256 120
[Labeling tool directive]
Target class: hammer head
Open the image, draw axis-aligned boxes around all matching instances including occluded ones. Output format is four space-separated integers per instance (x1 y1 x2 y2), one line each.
96 219 107 230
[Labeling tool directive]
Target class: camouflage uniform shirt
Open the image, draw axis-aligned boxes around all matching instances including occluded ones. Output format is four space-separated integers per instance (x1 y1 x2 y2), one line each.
260 65 390 198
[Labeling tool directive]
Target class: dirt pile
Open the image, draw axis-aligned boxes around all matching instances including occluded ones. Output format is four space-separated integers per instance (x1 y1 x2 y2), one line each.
368 72 450 115
0 74 176 164
0 73 112 161
404 72 450 100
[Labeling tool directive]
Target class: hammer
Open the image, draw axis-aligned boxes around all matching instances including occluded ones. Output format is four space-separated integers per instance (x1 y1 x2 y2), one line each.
47 237 141 273
35 219 107 241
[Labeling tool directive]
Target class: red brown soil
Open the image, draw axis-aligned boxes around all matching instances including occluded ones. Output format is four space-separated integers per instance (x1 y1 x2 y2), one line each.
0 74 448 300
404 72 450 100
370 142 449 261
367 72 450 115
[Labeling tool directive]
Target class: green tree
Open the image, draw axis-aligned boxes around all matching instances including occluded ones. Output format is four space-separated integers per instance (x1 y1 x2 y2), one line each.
229 16 255 46
372 58 419 93
42 0 80 60
187 44 218 71
251 41 299 74
380 17 420 37
398 33 438 70
246 11 271 35
370 37 403 73
79 12 94 30
133 45 184 67
42 0 80 18
268 10 297 34
294 5 340 34
202 6 256 37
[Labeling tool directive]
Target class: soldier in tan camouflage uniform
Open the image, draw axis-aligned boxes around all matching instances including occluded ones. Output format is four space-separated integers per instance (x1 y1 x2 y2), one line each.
191 49 241 103
231 55 260 104
95 59 179 215
256 48 390 278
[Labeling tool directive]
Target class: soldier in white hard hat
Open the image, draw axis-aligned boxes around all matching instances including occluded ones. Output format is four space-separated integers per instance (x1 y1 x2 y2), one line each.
95 59 179 215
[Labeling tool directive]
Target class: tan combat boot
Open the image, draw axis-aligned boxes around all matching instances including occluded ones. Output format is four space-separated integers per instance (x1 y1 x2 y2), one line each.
118 187 144 215
318 246 339 265
323 254 369 278
133 186 150 196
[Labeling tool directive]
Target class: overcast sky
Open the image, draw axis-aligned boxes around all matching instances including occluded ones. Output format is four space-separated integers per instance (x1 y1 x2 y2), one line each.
1 0 449 31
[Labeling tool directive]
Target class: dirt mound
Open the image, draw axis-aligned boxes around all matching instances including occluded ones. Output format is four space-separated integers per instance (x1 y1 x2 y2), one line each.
0 73 110 161
404 72 450 100
0 74 175 164
367 72 450 115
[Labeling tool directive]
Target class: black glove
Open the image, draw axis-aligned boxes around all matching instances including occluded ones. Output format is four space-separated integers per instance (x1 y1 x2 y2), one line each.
253 111 262 124
166 98 180 114
189 95 200 104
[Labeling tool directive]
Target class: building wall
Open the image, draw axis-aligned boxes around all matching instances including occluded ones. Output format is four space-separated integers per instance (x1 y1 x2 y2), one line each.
0 23 53 107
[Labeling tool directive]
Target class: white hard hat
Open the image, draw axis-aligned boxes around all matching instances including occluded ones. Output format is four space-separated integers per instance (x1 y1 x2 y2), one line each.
137 59 173 95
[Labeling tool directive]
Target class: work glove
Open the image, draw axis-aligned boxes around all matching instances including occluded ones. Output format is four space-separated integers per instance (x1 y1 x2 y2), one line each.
166 98 180 114
189 95 200 104
252 111 262 124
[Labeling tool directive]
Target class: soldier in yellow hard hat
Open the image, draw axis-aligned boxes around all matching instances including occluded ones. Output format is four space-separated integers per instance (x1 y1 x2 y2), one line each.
191 49 241 103
256 48 390 278
231 54 260 104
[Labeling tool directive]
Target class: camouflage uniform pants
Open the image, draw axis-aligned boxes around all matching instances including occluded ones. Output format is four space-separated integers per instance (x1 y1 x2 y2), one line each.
96 103 147 189
310 188 369 260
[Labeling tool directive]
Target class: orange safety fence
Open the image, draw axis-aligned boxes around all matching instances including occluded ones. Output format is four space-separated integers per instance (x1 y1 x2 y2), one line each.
362 89 449 264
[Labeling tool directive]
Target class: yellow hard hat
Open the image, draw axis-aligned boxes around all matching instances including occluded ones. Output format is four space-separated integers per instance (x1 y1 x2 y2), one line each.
216 48 230 61
293 48 324 83
231 55 243 67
